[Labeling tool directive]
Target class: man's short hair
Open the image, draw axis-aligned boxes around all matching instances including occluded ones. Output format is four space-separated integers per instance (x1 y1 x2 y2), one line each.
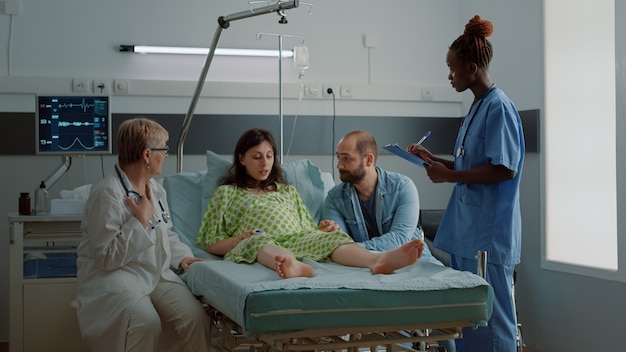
346 131 378 161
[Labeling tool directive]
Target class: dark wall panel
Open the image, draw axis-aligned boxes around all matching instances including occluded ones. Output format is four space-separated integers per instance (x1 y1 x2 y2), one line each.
1 110 539 156
1 112 34 155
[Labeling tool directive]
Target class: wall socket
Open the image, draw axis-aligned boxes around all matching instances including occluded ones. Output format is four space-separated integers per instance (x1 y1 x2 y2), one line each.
323 85 337 98
304 84 320 98
114 80 130 95
421 88 434 101
340 85 353 98
72 79 89 93
93 80 109 94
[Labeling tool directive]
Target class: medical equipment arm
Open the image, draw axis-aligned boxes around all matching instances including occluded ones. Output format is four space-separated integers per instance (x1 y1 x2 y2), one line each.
177 0 300 172
43 155 72 190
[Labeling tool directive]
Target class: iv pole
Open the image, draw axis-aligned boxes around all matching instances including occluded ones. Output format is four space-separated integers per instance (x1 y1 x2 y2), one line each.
256 32 304 164
176 0 301 172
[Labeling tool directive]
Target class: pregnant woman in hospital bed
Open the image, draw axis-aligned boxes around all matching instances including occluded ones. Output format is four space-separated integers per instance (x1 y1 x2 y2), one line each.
197 128 424 278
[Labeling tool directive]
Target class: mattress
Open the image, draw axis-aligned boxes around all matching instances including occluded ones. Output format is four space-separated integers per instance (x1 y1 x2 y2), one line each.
183 255 493 337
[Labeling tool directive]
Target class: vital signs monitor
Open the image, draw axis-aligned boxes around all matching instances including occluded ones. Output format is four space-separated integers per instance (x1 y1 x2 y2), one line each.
36 96 112 155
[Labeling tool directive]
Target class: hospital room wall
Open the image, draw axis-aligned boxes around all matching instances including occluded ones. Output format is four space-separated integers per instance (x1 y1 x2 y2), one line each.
0 1 619 352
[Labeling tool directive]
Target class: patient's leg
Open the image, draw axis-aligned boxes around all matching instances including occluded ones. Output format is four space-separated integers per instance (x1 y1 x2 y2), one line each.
330 239 424 274
256 244 314 278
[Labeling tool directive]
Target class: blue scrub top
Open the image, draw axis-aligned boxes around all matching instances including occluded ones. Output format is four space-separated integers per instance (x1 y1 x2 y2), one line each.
434 87 525 265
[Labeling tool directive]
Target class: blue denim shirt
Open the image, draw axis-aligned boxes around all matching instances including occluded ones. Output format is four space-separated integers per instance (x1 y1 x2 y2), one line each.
323 167 440 264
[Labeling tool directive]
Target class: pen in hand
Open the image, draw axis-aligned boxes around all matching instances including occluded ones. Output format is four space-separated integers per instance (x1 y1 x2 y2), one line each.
416 130 431 146
411 130 431 151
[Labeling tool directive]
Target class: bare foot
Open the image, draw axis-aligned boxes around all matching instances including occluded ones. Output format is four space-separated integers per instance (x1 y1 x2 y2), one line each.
275 255 314 278
370 239 424 274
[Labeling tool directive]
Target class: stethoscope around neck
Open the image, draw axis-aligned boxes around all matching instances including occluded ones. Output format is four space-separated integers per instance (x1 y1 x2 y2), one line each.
115 164 170 224
456 84 495 158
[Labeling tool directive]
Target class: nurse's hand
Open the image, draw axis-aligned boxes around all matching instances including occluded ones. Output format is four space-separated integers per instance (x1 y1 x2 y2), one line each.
407 144 433 161
179 256 206 272
424 160 452 183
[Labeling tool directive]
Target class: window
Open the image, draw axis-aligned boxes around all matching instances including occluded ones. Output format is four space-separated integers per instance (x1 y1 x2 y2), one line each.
543 0 620 278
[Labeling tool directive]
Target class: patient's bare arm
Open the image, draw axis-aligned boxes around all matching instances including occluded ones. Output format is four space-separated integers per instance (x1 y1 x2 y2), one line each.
207 232 253 256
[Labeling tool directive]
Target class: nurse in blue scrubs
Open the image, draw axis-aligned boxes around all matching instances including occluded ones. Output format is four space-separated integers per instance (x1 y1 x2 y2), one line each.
408 15 524 352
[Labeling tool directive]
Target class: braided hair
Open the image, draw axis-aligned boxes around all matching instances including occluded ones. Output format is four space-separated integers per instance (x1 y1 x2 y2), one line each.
449 15 494 70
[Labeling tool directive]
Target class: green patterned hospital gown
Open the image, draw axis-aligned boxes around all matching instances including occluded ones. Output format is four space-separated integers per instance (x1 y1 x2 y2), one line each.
197 183 354 263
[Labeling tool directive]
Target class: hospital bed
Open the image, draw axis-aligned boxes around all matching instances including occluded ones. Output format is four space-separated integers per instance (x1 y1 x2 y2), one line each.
161 150 494 352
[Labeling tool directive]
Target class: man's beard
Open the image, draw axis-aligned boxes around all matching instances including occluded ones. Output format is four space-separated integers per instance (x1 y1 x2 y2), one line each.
339 167 366 184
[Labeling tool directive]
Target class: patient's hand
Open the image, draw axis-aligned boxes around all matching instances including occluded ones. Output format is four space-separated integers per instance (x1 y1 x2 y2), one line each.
207 232 253 256
318 220 340 232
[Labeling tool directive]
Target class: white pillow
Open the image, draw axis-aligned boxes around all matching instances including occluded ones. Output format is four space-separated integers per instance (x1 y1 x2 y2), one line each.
201 150 328 223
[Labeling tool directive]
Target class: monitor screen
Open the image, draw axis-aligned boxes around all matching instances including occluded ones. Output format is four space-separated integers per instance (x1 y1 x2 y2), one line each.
36 96 112 155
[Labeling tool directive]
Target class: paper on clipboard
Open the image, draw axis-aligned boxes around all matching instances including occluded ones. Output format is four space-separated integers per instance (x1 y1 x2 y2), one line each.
383 144 430 168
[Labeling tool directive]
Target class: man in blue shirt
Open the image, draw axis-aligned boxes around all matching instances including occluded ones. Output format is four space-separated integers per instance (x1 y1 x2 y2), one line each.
323 130 441 263
323 131 453 352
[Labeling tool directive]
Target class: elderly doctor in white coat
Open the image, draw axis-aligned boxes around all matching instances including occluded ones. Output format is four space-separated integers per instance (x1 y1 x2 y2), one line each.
75 117 210 352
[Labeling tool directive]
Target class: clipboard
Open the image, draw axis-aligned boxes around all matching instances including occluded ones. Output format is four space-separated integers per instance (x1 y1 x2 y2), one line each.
383 144 430 168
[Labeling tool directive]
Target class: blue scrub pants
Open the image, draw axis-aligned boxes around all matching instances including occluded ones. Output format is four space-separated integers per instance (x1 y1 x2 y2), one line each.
450 255 517 352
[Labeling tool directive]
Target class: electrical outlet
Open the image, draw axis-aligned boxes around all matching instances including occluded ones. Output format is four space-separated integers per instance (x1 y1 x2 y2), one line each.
93 80 109 94
323 85 337 98
340 85 353 98
304 84 320 98
114 80 130 95
421 88 434 101
72 79 88 93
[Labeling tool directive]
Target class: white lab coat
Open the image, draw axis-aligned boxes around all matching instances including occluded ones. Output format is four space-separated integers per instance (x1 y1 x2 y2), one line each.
75 169 193 352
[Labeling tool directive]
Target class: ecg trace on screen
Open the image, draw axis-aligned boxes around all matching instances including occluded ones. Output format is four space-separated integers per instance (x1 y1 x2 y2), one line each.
56 98 95 112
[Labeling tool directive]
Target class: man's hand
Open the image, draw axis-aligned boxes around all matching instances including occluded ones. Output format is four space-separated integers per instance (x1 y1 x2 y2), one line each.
318 219 341 232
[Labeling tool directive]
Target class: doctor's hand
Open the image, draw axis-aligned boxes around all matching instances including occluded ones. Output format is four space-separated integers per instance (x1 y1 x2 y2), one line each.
179 257 206 272
318 220 340 232
125 186 155 229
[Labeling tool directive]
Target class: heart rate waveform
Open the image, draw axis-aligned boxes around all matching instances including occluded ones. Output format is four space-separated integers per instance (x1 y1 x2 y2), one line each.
54 98 96 113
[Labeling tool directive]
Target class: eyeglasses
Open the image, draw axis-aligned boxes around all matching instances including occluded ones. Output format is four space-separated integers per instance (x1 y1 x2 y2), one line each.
150 146 169 155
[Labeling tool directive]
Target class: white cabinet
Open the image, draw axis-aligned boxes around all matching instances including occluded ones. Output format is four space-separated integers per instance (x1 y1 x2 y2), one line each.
8 214 89 352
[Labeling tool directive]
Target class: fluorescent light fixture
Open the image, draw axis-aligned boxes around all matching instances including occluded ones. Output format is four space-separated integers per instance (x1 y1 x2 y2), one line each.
119 45 293 58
